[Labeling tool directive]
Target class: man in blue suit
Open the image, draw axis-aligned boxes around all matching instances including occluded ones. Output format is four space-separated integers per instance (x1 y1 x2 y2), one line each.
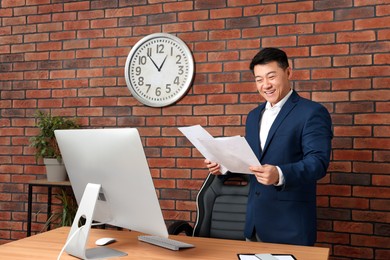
205 48 332 246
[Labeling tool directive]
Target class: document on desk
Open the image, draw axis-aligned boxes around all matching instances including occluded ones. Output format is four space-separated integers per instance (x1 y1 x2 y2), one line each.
178 125 260 174
238 254 296 260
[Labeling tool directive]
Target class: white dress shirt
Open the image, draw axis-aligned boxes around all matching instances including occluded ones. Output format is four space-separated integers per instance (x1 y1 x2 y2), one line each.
259 89 293 186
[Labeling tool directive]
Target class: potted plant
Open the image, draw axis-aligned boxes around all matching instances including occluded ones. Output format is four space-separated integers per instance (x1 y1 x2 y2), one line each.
41 188 79 231
30 110 80 182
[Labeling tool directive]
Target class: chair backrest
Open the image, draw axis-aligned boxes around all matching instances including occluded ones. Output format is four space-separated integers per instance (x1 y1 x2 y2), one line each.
193 173 250 240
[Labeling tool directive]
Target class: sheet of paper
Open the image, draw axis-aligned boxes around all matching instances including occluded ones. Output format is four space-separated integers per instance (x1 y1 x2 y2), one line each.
238 254 296 260
178 125 260 174
238 255 259 260
198 136 260 174
178 125 228 174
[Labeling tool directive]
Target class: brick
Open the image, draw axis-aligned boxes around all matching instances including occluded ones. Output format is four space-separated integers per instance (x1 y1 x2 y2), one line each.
328 161 352 172
134 4 162 15
355 138 390 148
353 65 390 78
178 10 208 22
333 149 372 161
340 31 376 44
244 4 276 16
374 53 390 65
148 13 176 25
91 18 118 28
229 38 260 49
312 44 349 56
351 234 390 248
318 184 351 196
355 16 390 30
260 14 295 25
262 36 296 47
334 55 372 66
278 24 313 35
351 42 390 54
52 12 77 22
331 197 369 210
210 7 242 19
355 114 390 125
315 0 352 10
317 231 350 244
195 0 226 9
315 21 353 33
354 162 390 174
297 11 333 23
352 90 390 101
373 170 390 187
374 151 390 162
374 126 390 137
334 126 372 138
78 10 104 20
334 221 373 234
313 91 349 102
334 245 373 259
90 0 117 10
335 102 374 113
299 34 335 46
378 28 390 40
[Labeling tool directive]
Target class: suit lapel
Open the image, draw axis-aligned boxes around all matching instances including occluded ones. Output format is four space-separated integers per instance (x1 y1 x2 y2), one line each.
260 91 300 160
252 103 266 157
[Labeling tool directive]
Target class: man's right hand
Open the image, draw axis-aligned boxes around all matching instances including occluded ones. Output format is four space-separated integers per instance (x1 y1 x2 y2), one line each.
204 159 222 175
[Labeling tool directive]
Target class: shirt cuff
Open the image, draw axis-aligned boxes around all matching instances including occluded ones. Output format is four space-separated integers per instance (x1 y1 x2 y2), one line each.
274 166 285 186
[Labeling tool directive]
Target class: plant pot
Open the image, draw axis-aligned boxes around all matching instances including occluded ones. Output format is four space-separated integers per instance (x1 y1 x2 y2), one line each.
43 158 67 182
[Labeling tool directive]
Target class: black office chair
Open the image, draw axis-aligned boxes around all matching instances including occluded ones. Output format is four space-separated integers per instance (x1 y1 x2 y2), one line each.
168 173 250 240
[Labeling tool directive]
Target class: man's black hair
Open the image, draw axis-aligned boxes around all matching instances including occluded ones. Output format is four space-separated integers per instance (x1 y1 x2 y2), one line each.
249 47 289 72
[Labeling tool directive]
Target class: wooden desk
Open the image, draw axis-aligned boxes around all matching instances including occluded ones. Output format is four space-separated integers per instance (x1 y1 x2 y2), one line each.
0 227 329 260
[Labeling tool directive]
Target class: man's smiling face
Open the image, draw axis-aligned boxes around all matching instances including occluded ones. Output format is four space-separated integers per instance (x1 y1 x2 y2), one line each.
254 61 292 106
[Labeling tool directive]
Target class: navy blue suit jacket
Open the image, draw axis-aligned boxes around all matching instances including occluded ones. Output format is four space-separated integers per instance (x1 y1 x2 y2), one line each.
243 90 332 246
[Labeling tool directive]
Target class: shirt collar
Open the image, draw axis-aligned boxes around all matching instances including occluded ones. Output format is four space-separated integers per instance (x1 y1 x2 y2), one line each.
265 89 293 110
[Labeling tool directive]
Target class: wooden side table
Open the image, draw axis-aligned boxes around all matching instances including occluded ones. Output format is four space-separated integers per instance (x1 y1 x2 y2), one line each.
27 179 72 237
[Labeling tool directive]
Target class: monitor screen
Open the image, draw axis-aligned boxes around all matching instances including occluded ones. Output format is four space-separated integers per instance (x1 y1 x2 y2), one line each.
55 128 168 258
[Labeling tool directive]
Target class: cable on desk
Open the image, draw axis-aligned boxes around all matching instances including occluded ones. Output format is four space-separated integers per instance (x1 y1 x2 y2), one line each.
57 222 105 260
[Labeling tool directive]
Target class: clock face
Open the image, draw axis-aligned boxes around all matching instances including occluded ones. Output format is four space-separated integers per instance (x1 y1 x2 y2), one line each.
124 33 194 107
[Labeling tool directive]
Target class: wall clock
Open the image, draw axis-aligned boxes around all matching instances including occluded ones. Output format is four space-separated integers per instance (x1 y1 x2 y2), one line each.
124 33 195 107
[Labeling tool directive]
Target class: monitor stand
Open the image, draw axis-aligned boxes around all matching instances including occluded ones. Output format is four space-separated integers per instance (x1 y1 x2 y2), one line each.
65 183 127 259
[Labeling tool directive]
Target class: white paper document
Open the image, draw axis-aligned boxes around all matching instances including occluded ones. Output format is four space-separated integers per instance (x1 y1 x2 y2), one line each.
238 254 296 260
178 125 261 174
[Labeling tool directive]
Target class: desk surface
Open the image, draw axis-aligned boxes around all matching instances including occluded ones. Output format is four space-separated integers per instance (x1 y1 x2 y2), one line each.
0 227 329 260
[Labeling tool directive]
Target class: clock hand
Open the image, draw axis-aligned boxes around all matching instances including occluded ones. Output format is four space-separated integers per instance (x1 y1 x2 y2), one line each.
147 54 160 71
158 55 168 72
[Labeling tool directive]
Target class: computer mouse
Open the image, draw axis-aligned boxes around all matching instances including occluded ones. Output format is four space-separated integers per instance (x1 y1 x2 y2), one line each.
95 237 116 246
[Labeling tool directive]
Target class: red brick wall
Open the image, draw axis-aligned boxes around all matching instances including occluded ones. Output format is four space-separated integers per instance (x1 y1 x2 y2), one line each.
0 0 389 259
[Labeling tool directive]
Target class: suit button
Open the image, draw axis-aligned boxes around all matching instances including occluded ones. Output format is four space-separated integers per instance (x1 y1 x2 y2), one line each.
255 191 260 196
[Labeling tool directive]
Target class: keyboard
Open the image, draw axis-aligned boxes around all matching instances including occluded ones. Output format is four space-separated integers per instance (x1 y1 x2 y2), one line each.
138 235 195 251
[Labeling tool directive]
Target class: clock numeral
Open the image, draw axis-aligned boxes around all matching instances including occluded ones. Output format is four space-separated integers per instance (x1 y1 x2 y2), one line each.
139 56 147 65
147 48 152 57
157 44 164 54
178 66 184 75
176 55 182 64
155 87 161 96
174 76 180 85
136 67 141 76
166 84 171 93
146 84 151 93
138 76 144 86
170 47 173 56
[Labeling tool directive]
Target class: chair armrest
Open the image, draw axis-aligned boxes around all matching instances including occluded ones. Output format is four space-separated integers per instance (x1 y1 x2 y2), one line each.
167 220 193 236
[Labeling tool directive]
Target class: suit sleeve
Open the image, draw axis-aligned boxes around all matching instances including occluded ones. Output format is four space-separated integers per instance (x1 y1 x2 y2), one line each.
278 105 333 189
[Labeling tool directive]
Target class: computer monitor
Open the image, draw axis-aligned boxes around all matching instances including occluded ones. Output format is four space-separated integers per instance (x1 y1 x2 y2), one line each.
55 128 168 259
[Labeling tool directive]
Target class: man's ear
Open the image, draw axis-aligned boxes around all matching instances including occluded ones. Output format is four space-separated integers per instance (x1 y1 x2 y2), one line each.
286 67 292 80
